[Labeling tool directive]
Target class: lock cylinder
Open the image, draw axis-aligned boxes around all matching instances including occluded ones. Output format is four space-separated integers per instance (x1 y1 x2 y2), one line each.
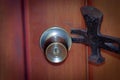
46 42 67 63
40 27 72 63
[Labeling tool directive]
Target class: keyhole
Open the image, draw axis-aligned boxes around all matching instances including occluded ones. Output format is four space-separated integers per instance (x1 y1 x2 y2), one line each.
53 47 59 57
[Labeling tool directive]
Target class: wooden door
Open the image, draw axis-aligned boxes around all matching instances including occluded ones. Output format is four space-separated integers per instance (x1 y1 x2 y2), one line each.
0 0 25 80
88 0 120 80
26 0 87 80
1 0 120 80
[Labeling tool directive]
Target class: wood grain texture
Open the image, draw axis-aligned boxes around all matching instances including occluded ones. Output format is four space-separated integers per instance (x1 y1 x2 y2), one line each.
0 0 25 80
89 0 120 80
28 0 87 80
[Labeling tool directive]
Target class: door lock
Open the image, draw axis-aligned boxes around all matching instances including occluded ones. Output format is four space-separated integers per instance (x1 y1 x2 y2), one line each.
40 27 72 63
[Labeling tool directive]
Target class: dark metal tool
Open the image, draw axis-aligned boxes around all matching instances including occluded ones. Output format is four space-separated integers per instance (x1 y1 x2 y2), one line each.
71 6 120 64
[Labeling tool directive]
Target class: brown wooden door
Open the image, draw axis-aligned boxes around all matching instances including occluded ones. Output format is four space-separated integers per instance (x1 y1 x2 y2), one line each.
0 0 25 80
0 0 88 80
88 0 120 80
27 0 87 80
1 0 120 80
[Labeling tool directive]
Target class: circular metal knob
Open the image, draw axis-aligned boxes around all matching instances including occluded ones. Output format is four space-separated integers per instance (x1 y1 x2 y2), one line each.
46 42 67 63
40 27 72 63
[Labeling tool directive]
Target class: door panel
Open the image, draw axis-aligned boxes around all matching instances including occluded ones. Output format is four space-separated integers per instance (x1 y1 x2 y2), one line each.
89 0 120 80
0 0 25 80
28 0 87 80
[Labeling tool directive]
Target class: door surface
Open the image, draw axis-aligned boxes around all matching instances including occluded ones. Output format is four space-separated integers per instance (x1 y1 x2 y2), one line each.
0 0 120 80
89 0 120 80
0 0 25 80
27 0 87 80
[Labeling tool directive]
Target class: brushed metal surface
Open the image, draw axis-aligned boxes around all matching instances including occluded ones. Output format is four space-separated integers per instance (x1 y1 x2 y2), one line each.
40 27 72 63
46 42 67 63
